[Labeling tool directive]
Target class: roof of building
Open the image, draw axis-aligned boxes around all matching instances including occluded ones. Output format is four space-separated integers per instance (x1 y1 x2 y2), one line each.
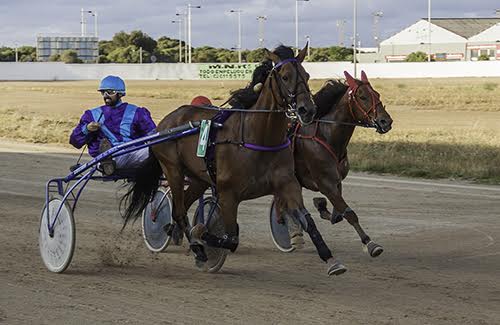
426 18 500 39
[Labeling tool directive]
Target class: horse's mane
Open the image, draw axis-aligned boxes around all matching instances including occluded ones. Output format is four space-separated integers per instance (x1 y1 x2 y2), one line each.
228 45 295 109
313 79 348 118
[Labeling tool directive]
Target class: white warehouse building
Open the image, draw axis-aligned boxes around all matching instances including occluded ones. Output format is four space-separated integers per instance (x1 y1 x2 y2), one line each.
362 18 500 62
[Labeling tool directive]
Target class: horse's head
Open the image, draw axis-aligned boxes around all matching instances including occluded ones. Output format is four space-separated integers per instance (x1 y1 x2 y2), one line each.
264 44 316 125
343 71 393 134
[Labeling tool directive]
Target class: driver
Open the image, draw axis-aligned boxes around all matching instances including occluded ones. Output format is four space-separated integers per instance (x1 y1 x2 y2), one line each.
69 75 156 175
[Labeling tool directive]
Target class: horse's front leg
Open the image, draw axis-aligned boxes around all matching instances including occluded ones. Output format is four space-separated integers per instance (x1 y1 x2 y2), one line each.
190 190 240 253
316 181 383 258
276 177 347 276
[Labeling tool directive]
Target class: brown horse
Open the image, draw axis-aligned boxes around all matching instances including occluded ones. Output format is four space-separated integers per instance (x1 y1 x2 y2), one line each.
122 45 348 276
291 70 393 256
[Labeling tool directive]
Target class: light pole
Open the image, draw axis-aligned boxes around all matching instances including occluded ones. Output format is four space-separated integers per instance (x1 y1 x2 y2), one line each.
172 20 183 62
176 12 188 63
87 11 98 37
187 3 201 64
230 9 242 63
80 8 86 36
353 0 358 78
14 42 18 62
295 0 309 55
256 16 267 48
372 11 383 48
428 0 432 62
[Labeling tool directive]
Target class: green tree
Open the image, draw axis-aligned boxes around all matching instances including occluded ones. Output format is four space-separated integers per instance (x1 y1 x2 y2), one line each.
107 45 147 63
17 46 36 62
0 46 15 61
406 51 428 62
193 46 219 62
60 50 82 63
154 36 182 62
245 48 267 62
111 31 130 48
129 30 157 53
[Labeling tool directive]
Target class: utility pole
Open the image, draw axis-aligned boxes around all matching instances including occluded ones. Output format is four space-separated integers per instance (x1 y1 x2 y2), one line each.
172 20 183 63
295 0 310 55
87 11 98 37
428 0 432 62
336 19 346 47
257 16 267 48
230 9 242 63
372 11 383 48
176 11 188 63
139 47 143 64
187 3 201 64
80 8 86 36
353 0 358 77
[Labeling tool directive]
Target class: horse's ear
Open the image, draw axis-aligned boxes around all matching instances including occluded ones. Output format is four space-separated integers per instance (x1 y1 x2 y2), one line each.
361 70 369 83
344 71 358 89
296 43 308 63
265 48 281 64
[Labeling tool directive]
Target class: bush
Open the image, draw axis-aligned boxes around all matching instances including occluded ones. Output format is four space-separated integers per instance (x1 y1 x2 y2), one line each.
478 54 490 61
405 51 428 62
60 50 83 63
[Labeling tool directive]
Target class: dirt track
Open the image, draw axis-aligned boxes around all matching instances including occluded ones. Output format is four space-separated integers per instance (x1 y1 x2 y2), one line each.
1 140 499 325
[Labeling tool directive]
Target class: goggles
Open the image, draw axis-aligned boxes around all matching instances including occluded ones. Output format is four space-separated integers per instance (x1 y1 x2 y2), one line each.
100 90 120 96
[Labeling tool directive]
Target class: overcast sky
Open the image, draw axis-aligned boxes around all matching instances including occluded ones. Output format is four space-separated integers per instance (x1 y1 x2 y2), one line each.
0 0 498 49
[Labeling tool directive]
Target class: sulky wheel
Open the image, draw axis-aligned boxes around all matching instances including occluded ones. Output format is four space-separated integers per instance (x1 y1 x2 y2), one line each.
269 199 295 253
142 186 174 253
192 197 228 273
39 196 76 273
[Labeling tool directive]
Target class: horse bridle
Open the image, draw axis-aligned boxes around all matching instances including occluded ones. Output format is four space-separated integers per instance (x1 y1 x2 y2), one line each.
269 58 311 120
347 81 383 126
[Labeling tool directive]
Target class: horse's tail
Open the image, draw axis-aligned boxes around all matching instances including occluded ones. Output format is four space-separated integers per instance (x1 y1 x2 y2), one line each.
120 153 163 228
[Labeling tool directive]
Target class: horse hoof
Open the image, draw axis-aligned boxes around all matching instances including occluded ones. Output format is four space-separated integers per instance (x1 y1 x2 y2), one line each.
326 259 347 276
313 197 328 213
290 233 305 250
195 259 208 271
365 241 384 258
189 223 207 244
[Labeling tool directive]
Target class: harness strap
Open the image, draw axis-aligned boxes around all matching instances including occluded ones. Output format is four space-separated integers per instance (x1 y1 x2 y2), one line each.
294 122 338 162
292 122 346 175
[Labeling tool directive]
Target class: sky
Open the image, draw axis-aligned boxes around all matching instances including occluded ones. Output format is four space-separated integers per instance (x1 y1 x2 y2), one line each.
0 0 498 49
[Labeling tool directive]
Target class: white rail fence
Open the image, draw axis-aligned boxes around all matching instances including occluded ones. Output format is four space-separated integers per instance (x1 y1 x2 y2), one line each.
1 61 499 80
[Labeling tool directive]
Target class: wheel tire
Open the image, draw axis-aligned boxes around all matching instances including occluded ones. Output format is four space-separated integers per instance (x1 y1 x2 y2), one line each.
142 187 173 253
192 197 227 273
39 196 76 273
269 199 295 253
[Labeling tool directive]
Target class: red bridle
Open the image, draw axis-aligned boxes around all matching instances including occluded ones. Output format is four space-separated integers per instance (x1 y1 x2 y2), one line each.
345 70 382 127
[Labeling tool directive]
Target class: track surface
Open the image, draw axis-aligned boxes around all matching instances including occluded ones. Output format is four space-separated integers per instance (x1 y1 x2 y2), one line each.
1 140 499 324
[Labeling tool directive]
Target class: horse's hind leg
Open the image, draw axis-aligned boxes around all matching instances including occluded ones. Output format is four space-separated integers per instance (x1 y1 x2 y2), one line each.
321 182 383 258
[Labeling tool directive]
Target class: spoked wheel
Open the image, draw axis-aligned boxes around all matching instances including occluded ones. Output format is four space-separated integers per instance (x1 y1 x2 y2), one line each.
192 197 227 273
269 199 295 253
39 196 76 273
142 186 174 253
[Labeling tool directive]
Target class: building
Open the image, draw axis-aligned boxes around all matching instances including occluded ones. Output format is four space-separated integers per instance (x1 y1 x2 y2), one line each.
36 35 99 63
363 18 500 63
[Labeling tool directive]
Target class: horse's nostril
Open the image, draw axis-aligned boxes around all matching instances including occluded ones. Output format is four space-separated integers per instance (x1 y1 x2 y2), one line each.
297 107 307 115
379 119 387 126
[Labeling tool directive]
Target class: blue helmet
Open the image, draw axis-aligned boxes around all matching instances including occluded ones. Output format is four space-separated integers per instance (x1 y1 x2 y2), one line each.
98 75 126 95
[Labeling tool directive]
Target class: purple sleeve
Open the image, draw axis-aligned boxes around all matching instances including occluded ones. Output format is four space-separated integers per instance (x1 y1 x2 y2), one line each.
135 107 157 136
69 110 94 148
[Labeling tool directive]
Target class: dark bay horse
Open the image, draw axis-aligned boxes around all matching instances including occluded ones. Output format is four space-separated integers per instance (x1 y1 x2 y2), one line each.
292 70 393 256
123 45 348 276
